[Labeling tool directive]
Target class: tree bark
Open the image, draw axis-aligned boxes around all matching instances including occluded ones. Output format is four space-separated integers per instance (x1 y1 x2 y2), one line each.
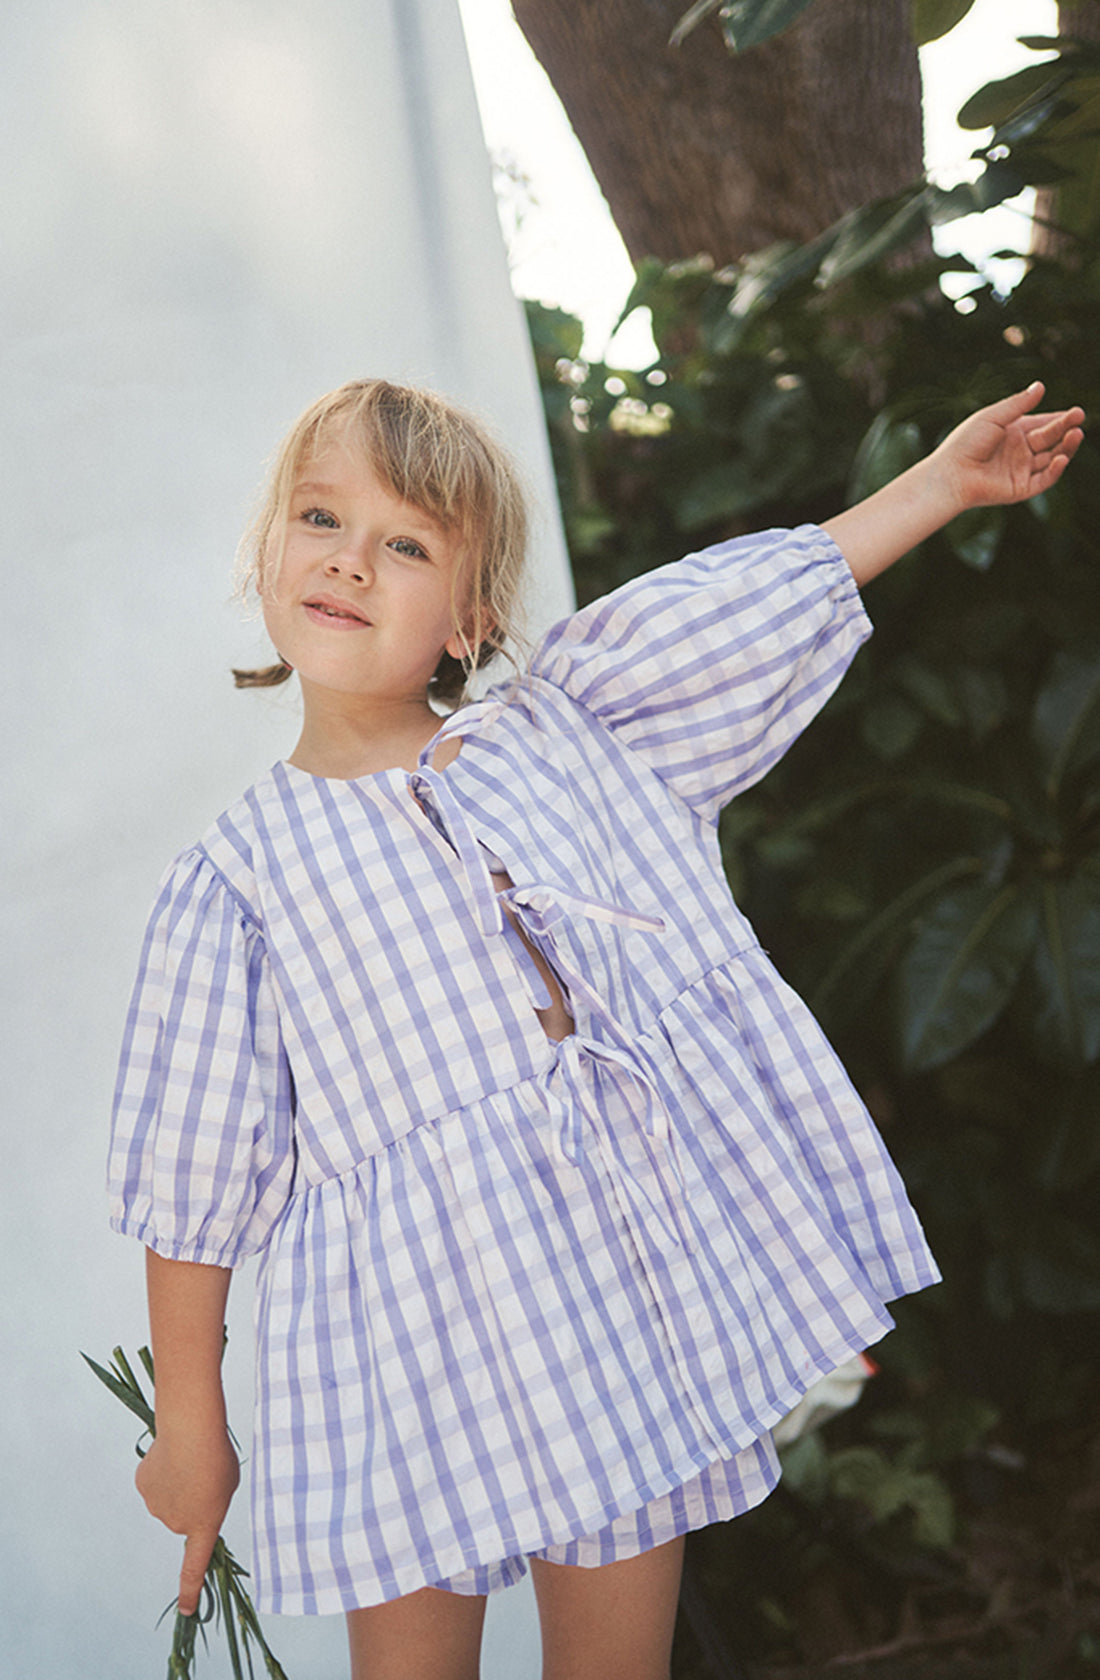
1057 2 1100 50
1032 0 1100 254
510 0 924 264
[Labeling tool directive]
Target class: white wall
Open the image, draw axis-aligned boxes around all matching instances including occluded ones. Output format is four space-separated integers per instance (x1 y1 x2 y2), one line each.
2 2 568 1673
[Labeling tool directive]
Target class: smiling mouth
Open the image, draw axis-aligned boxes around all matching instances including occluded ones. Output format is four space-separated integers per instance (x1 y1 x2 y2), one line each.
304 599 370 626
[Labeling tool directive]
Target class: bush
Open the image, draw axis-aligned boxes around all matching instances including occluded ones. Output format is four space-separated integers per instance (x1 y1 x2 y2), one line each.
525 229 1100 1674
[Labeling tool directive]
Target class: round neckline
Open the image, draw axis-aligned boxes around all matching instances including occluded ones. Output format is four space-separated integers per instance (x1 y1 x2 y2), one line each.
275 709 475 788
276 758 412 788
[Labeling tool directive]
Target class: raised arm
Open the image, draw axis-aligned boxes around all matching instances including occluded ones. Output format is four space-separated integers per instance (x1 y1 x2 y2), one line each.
135 1250 240 1617
823 382 1085 587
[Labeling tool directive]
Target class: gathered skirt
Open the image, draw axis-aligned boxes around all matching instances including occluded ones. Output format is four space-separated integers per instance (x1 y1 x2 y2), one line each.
249 952 939 1615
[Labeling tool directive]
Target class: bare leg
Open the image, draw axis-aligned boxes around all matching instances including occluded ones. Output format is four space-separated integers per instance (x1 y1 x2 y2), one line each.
346 1585 487 1680
530 1536 685 1680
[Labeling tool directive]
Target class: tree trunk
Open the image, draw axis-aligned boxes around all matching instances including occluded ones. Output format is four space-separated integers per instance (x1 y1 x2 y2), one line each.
510 0 924 264
1032 0 1100 254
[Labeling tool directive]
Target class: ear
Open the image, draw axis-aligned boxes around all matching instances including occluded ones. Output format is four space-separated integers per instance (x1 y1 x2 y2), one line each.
445 608 496 665
445 626 474 663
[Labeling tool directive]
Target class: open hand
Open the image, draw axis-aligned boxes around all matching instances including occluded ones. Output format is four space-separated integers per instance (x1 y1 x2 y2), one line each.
934 381 1085 512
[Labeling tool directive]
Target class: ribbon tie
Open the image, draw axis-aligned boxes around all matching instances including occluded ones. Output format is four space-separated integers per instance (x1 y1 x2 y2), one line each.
408 760 692 1251
408 764 504 936
548 1033 695 1254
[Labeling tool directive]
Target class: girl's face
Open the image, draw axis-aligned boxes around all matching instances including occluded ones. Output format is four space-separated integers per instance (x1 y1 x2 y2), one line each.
262 438 472 707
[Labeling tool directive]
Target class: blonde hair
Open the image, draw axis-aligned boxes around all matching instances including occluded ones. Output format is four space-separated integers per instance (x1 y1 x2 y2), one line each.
233 379 531 704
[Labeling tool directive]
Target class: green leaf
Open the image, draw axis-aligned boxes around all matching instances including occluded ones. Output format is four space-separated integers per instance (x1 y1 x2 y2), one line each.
673 461 758 528
995 146 1077 188
719 0 817 52
1031 875 1100 1064
1019 1251 1100 1312
778 1430 830 1501
817 190 931 286
944 505 1005 571
909 1475 956 1548
887 777 1012 822
826 1444 891 1506
1032 80 1100 241
861 694 923 760
812 856 985 1022
523 301 584 364
871 1393 1000 1463
912 0 976 46
895 657 964 727
955 667 1009 742
1031 644 1100 800
827 1447 955 1548
566 506 619 555
991 99 1075 152
778 775 1009 839
987 1222 1100 1316
670 0 816 50
899 882 1038 1071
110 1345 149 1402
81 1352 156 1431
669 0 723 47
927 162 1028 223
1017 40 1100 63
727 231 835 317
1038 1070 1100 1191
848 412 924 503
958 63 1068 131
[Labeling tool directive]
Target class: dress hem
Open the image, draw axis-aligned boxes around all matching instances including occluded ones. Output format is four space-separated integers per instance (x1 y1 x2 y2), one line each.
253 1302 913 1617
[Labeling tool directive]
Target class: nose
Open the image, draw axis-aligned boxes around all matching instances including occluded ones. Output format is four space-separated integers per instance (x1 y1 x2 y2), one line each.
324 542 372 585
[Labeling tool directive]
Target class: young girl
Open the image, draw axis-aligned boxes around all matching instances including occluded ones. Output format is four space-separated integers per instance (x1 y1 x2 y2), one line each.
109 377 1082 1680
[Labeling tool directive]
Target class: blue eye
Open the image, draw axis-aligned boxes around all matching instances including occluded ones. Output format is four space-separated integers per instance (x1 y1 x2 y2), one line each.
391 537 428 559
302 507 338 529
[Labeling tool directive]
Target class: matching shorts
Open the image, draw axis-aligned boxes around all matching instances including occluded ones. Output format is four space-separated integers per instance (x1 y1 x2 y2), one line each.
431 1435 780 1596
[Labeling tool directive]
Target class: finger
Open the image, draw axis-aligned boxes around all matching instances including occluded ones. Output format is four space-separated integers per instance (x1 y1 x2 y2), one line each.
1028 427 1085 475
1036 459 1068 493
177 1530 216 1618
1054 425 1085 463
1025 409 1086 449
1033 446 1079 493
976 381 1046 425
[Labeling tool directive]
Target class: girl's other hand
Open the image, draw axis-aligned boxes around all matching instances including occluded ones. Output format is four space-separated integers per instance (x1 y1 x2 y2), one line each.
135 1426 240 1616
933 381 1085 513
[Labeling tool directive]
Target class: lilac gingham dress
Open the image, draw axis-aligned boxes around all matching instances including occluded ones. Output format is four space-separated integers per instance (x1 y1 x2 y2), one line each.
109 526 939 1615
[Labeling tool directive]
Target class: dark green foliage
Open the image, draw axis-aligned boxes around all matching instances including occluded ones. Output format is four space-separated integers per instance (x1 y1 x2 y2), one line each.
525 98 1100 1671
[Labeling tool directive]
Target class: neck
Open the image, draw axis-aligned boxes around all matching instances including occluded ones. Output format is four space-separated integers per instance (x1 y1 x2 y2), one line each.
289 685 446 779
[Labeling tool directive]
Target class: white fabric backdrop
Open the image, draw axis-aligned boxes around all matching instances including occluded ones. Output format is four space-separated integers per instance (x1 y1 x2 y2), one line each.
1 1 570 1672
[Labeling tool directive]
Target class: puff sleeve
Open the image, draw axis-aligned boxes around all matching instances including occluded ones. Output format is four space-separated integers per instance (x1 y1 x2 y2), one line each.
531 525 870 823
108 847 296 1267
